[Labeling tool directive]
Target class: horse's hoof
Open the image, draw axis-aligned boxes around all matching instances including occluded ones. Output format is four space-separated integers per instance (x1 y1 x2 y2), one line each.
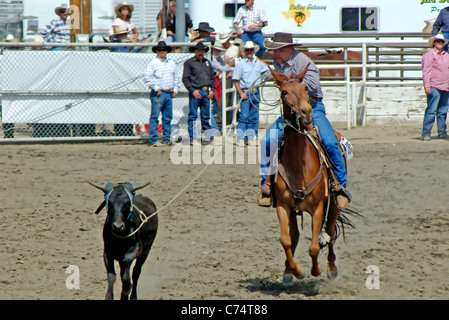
311 266 322 277
327 268 338 280
282 272 295 285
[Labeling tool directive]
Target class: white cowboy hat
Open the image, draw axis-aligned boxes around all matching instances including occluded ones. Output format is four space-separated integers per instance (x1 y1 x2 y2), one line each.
428 33 449 47
240 41 260 54
55 3 71 16
113 26 130 36
3 34 19 43
213 41 226 51
115 2 134 16
217 30 232 44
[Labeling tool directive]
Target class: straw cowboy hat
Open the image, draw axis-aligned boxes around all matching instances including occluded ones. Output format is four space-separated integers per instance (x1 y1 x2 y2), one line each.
263 32 298 50
195 22 215 33
189 42 210 53
240 41 260 54
112 26 130 36
115 2 134 16
428 33 449 47
213 40 226 51
2 34 19 43
217 30 232 44
55 3 71 15
152 40 172 53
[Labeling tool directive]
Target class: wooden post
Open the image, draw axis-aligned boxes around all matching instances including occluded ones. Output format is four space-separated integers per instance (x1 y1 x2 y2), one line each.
81 0 92 34
70 0 91 42
70 0 80 43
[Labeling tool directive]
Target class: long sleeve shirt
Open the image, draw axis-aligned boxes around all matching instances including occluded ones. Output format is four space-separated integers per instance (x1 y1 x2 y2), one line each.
422 48 449 91
143 56 180 93
40 17 71 43
273 50 323 100
182 56 216 93
432 7 449 36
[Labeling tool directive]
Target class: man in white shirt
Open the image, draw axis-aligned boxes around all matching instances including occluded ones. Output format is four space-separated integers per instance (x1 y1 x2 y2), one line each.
233 0 268 59
144 41 181 147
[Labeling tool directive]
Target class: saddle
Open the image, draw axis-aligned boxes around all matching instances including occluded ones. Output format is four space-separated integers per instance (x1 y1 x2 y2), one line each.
263 127 351 208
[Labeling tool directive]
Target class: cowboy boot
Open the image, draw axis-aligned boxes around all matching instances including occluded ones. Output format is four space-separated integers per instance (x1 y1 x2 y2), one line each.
257 175 273 207
331 182 352 209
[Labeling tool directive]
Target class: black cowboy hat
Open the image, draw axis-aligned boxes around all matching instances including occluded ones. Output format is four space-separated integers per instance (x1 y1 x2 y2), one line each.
188 42 210 53
152 40 173 53
194 22 215 33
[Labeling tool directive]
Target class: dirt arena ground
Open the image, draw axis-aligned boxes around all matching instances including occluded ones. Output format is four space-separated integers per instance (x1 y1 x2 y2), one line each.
1 123 449 300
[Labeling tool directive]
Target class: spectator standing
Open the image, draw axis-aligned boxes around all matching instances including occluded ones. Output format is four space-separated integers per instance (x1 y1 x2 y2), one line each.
421 34 449 141
112 2 139 43
233 0 268 59
40 3 71 50
257 32 351 209
182 42 217 145
166 1 195 42
432 6 449 52
144 41 180 147
232 41 269 147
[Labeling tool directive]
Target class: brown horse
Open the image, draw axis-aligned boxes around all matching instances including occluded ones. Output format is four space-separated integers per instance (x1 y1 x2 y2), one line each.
269 65 344 284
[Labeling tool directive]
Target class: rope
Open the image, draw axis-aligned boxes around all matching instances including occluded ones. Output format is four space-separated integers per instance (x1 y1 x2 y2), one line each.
112 143 224 239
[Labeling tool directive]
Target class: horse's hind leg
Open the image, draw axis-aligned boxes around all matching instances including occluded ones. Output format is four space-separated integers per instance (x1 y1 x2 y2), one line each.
276 205 303 282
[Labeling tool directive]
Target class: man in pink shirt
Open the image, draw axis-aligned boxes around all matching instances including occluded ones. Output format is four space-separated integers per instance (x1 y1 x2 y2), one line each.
421 34 449 140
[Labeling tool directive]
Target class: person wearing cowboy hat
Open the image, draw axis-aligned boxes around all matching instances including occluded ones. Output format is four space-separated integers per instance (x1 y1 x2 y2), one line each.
191 22 216 44
113 2 138 43
182 42 217 145
232 41 269 147
144 41 180 147
40 3 71 50
216 30 239 63
233 0 268 59
257 32 351 209
165 1 195 43
421 34 449 141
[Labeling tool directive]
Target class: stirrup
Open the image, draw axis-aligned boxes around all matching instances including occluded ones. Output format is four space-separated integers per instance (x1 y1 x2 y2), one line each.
257 190 273 207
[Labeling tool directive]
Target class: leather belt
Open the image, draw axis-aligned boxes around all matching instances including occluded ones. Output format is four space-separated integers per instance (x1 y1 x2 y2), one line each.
194 86 209 91
243 87 259 93
161 90 173 94
309 98 322 104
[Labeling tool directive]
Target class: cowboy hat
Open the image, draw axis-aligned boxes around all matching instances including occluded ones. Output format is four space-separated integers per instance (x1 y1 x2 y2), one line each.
240 41 260 54
115 2 134 16
152 40 172 53
2 34 20 43
428 33 449 47
195 22 215 33
113 26 130 36
217 30 232 43
55 3 71 16
213 41 226 51
189 42 210 53
263 32 298 50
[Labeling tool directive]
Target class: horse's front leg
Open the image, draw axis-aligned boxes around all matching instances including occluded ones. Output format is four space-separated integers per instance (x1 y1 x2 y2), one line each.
276 205 303 283
309 202 324 277
326 201 339 280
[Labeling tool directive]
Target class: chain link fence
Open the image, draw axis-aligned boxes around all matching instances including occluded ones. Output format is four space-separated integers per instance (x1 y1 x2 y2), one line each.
0 43 217 141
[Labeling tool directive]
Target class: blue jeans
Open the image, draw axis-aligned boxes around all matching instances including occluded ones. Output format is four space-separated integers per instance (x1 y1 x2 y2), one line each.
422 87 448 137
260 101 347 188
188 90 214 141
237 90 260 141
241 31 266 59
149 91 173 144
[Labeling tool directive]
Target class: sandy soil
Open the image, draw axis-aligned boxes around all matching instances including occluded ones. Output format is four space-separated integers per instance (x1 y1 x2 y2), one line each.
1 123 448 300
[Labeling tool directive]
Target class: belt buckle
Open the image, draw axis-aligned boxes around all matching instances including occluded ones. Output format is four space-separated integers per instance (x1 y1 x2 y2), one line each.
201 86 208 91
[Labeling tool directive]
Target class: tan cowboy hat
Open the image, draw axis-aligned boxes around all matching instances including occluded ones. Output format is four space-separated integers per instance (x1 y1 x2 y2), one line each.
239 41 260 54
217 30 232 44
55 3 71 16
213 41 226 51
113 26 130 36
115 2 134 16
263 32 298 50
428 33 449 47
